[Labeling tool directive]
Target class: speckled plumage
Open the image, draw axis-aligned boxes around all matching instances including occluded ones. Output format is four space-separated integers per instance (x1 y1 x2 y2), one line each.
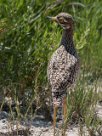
47 13 80 106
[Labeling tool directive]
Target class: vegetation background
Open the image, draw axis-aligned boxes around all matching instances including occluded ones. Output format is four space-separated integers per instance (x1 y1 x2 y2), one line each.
0 0 102 135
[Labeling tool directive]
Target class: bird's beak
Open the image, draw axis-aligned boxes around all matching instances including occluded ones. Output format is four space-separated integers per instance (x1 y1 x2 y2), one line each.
47 16 58 22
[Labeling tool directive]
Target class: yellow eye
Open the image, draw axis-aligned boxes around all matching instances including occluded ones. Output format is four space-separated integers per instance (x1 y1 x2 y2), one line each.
59 17 64 23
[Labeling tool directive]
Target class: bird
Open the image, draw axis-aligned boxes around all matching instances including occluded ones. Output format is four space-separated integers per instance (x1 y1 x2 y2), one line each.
47 13 80 135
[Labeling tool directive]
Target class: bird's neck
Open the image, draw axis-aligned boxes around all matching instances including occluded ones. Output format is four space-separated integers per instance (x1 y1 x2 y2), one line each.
60 28 76 54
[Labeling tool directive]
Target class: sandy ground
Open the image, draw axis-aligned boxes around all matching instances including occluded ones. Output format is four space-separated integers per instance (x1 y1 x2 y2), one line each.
0 119 90 136
0 102 101 136
0 82 101 136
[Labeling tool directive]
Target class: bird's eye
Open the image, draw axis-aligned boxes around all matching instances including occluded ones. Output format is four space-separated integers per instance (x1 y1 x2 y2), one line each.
58 17 68 24
58 17 64 23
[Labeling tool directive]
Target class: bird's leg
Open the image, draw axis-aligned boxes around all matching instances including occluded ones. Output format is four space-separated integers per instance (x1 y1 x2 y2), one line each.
62 96 67 136
53 104 58 136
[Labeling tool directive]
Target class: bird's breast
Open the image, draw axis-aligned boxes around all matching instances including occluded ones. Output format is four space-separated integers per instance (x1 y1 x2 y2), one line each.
47 46 80 90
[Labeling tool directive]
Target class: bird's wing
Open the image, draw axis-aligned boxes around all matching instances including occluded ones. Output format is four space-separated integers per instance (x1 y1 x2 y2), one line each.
47 46 78 90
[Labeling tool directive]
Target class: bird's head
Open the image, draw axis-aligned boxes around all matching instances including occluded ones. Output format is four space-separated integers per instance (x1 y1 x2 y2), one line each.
47 12 74 30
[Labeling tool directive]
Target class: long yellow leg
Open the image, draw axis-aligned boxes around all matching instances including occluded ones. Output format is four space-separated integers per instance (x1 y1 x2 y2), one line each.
62 97 67 136
53 104 58 136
